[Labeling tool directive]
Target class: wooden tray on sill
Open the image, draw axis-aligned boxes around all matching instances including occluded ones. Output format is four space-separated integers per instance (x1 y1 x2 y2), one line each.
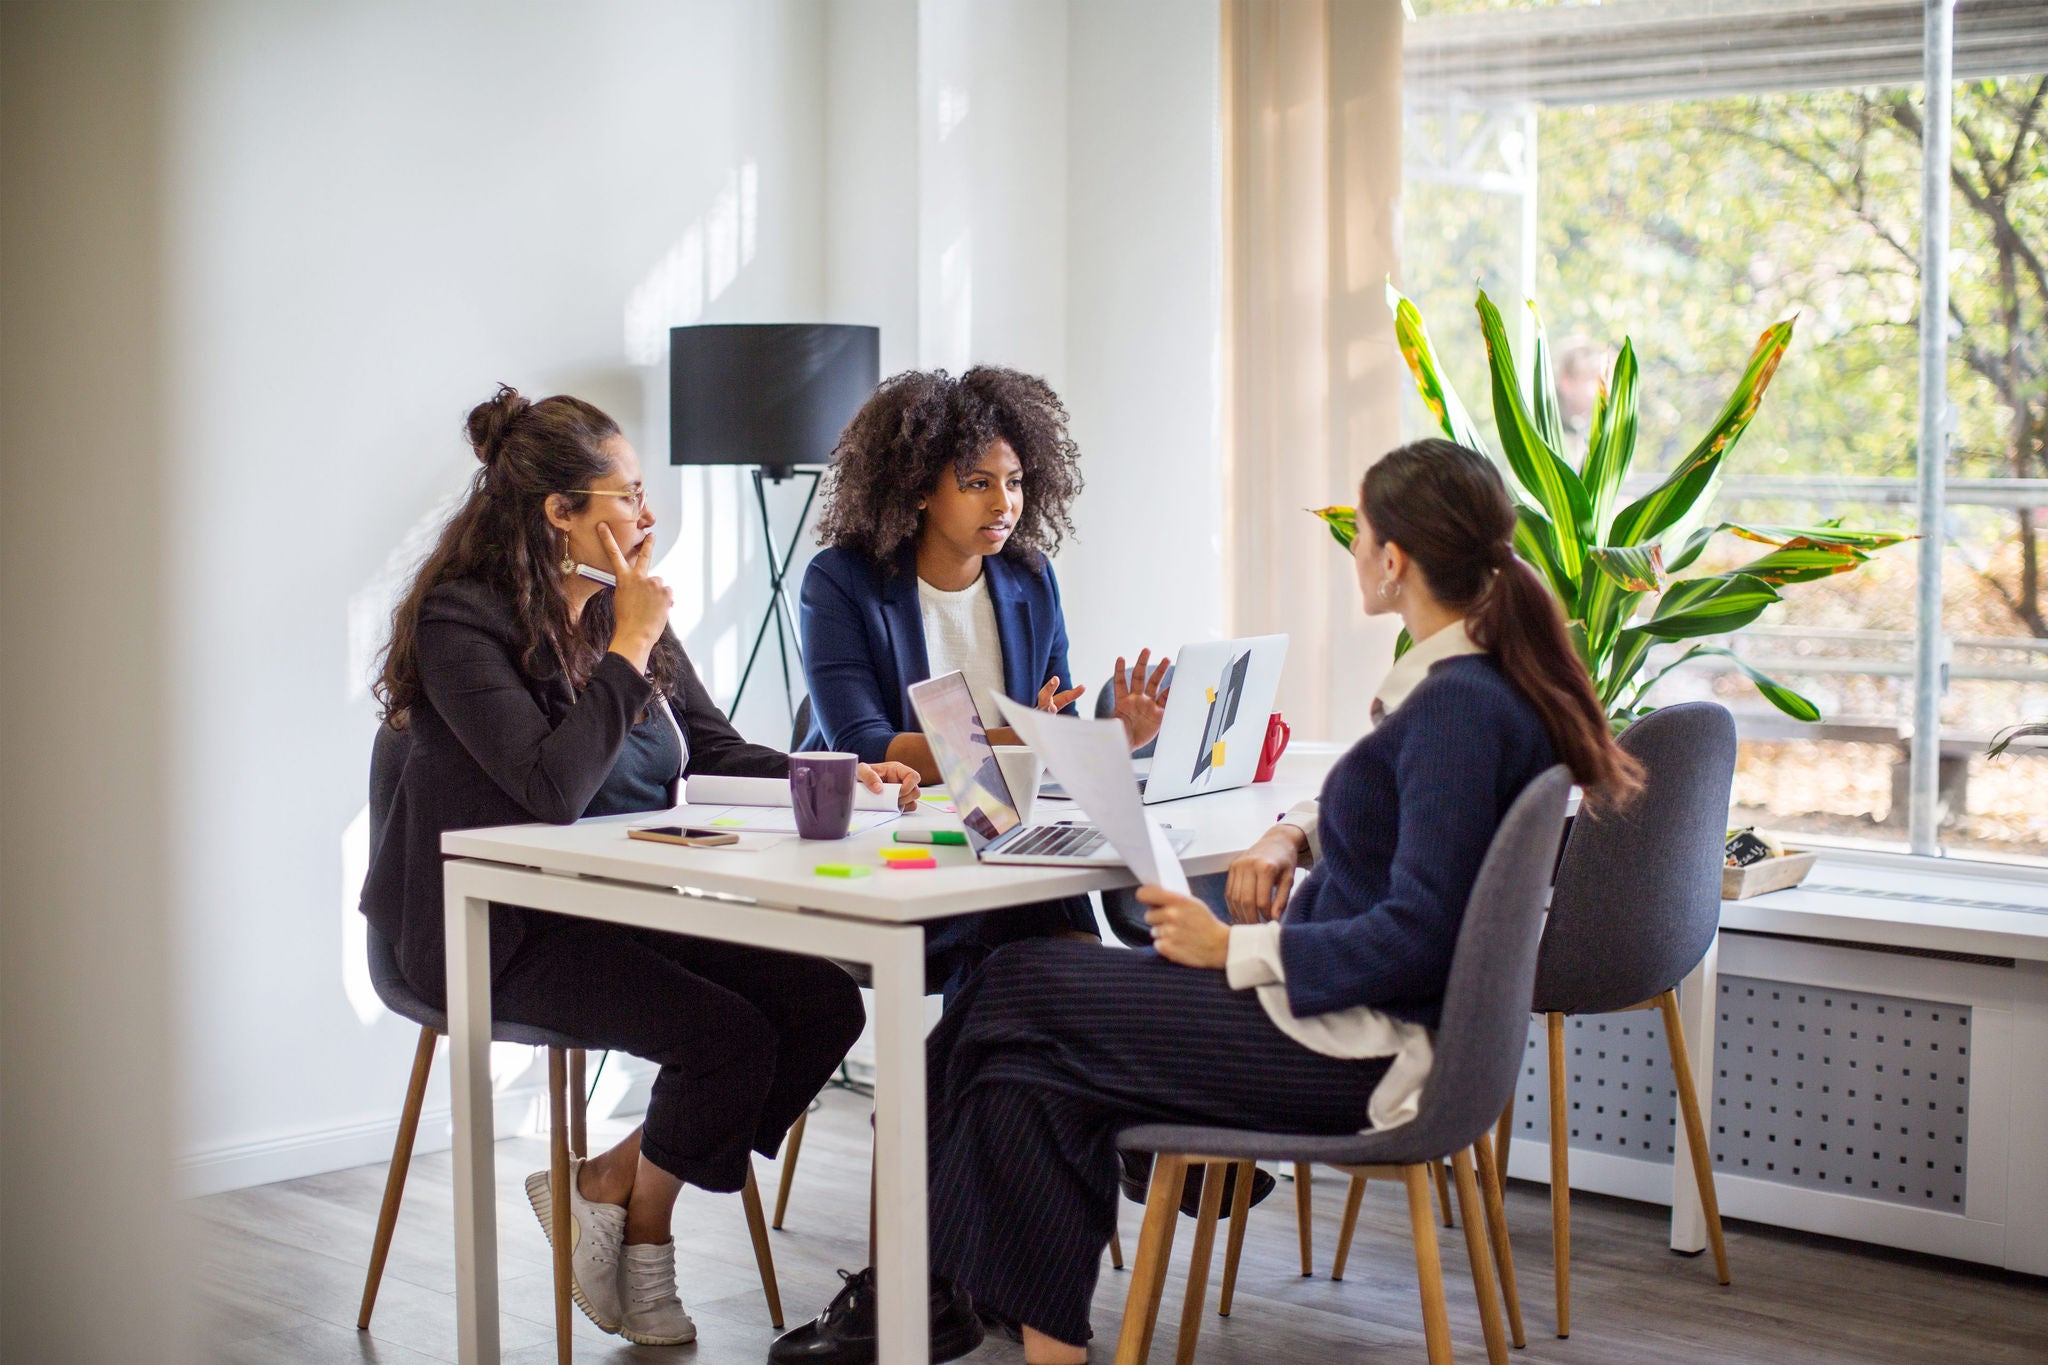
1722 849 1817 900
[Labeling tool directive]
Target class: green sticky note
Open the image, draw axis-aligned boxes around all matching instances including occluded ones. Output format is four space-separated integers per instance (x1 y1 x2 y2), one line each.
813 863 870 878
711 817 743 827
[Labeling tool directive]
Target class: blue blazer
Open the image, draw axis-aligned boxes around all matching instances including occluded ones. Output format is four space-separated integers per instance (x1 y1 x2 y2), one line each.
798 544 1078 762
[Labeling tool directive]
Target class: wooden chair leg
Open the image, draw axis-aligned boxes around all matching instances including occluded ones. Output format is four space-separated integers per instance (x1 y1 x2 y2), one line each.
1452 1149 1509 1365
1548 1011 1571 1339
358 1026 437 1331
1660 989 1731 1286
1472 1132 1525 1349
568 1049 588 1160
772 1109 807 1230
1330 1172 1367 1281
1110 1223 1126 1269
1433 1158 1456 1228
1294 1161 1314 1276
1493 1087 1516 1198
546 1048 573 1365
1401 1164 1455 1365
740 1160 785 1328
1114 1154 1189 1365
1173 1163 1228 1365
1217 1160 1255 1315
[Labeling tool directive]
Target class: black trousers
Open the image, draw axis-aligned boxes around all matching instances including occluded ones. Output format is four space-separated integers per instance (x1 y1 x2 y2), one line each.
925 938 1394 1345
921 894 1100 1002
485 912 866 1192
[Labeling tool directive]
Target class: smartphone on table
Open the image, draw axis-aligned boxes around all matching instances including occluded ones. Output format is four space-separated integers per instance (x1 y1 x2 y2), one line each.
628 825 740 848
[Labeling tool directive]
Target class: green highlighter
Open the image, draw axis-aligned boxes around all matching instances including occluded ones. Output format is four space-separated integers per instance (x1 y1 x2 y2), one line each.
813 863 871 878
894 829 969 846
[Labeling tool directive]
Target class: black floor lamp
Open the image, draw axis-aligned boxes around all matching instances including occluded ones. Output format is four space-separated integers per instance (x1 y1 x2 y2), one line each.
669 323 880 727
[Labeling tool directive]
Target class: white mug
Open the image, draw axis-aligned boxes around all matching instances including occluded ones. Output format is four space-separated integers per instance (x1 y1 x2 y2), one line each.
992 745 1043 825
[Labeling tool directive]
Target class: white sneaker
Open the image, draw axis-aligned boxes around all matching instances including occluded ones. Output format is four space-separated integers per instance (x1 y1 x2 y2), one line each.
619 1241 698 1346
524 1157 626 1334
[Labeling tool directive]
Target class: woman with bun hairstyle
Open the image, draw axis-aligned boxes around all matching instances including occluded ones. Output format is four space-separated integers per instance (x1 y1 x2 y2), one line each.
797 366 1171 998
772 439 1640 1365
361 386 921 1347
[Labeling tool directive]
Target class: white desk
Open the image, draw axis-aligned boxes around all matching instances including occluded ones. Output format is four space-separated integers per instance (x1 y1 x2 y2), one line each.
440 748 1337 1365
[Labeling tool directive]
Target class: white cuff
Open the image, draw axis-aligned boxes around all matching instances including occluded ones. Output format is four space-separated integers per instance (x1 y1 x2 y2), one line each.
1281 799 1321 866
1225 921 1286 990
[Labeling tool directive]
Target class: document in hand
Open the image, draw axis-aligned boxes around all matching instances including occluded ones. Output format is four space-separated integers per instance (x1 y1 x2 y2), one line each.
992 696 1190 896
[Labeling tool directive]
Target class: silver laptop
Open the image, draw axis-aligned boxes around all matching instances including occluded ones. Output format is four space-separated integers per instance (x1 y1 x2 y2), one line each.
909 671 1195 867
1139 634 1289 805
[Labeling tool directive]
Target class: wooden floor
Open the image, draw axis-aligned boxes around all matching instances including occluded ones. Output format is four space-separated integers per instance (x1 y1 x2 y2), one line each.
190 1086 2048 1364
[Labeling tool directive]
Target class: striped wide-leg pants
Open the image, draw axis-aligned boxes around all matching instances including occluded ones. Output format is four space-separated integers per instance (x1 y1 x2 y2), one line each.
925 937 1394 1346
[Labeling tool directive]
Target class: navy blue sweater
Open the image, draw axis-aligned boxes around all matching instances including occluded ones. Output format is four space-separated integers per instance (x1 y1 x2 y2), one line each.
1280 653 1557 1028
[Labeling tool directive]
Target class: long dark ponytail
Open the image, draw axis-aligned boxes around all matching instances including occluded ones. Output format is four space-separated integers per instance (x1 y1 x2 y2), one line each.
1362 439 1642 807
375 385 683 729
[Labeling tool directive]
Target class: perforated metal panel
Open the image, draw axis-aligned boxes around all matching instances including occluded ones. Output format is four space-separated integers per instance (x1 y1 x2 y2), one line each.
1713 976 1971 1210
1509 1015 1680 1161
1507 976 1974 1214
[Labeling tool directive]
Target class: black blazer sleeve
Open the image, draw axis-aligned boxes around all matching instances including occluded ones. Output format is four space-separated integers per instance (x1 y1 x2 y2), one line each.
671 637 790 779
417 583 654 825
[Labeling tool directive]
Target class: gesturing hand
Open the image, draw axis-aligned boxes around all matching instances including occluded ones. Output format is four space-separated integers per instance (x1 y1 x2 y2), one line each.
1035 675 1087 713
861 761 924 811
1111 649 1171 751
1136 886 1232 969
600 524 673 672
1225 826 1303 924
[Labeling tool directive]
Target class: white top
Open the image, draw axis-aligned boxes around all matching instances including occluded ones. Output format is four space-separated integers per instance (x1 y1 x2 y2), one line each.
1223 619 1487 1131
918 572 1009 723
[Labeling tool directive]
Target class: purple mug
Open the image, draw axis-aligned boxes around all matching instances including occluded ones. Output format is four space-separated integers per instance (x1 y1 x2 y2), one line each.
789 751 859 840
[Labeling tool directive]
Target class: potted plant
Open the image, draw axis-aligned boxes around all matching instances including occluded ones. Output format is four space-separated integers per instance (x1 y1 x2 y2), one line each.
1312 286 1914 725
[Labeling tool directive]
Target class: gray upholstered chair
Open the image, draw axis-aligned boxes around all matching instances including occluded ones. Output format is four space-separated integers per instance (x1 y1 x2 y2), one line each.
1501 700 1737 1337
354 726 786 1359
1113 766 1573 1365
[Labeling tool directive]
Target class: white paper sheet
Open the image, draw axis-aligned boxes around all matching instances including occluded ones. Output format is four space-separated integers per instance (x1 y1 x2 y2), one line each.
683 773 902 812
993 697 1189 895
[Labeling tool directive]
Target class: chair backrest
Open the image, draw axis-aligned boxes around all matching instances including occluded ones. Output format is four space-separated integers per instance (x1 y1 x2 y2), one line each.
1534 702 1737 1015
1093 664 1174 759
1400 765 1573 1156
790 694 814 754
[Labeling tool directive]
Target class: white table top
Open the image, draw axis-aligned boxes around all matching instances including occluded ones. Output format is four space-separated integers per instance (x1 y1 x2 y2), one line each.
441 746 1342 924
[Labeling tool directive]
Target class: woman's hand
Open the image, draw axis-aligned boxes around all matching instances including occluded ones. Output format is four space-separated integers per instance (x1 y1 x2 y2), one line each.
1136 886 1232 969
600 524 674 672
1035 675 1088 713
1225 825 1305 924
1110 649 1172 751
861 761 924 811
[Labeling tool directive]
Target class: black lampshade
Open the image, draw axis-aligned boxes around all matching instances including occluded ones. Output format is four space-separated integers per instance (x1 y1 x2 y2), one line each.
669 323 880 473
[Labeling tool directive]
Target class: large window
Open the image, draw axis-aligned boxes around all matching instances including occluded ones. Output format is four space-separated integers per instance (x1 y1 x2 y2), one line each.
1401 0 2048 862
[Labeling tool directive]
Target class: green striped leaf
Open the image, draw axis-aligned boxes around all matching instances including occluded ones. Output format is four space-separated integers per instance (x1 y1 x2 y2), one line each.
1530 303 1566 456
1638 573 1781 639
1608 317 1796 547
1475 291 1594 579
1733 544 1868 586
1681 646 1822 721
1312 505 1359 552
1388 283 1492 456
1581 341 1638 539
1513 507 1574 603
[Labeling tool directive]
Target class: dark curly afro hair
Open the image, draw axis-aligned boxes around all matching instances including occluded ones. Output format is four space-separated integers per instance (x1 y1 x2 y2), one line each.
815 366 1083 569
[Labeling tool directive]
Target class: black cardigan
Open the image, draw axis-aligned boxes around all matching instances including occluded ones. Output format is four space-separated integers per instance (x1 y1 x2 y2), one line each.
360 578 788 999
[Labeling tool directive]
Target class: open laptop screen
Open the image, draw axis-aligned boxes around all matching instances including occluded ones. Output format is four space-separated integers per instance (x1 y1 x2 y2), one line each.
907 671 1021 852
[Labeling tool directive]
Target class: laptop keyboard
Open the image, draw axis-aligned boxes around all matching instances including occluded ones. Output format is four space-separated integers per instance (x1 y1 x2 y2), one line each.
999 824 1107 858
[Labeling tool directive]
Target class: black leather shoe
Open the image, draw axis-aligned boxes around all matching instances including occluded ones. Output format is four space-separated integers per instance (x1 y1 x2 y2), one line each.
1118 1151 1276 1219
768 1267 984 1365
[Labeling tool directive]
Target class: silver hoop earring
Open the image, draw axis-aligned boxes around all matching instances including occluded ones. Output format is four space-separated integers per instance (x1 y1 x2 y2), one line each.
1377 578 1402 602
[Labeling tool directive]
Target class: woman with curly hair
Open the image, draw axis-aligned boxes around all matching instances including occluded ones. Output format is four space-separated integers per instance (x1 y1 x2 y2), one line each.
362 386 922 1347
796 366 1170 996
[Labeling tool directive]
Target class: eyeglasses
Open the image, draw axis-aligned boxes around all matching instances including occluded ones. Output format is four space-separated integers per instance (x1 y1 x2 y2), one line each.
565 485 646 514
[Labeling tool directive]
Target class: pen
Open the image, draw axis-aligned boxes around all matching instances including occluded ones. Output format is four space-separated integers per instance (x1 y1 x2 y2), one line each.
894 829 969 846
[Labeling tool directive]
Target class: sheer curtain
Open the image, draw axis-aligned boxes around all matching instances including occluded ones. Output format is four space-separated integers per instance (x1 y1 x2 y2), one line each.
1222 0 1407 742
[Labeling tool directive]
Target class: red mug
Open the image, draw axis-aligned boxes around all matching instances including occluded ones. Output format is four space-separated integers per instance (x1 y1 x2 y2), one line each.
1253 712 1291 782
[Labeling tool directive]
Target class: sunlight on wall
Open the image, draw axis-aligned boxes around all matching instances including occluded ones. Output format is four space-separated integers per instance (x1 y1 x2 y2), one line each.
340 803 379 1025
347 486 466 702
623 159 760 365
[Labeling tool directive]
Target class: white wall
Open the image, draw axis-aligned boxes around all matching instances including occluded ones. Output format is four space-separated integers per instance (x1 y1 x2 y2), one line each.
163 0 832 1191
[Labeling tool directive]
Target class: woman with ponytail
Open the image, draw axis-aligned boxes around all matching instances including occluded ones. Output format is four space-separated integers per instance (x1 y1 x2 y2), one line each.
772 437 1636 1365
362 386 920 1348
